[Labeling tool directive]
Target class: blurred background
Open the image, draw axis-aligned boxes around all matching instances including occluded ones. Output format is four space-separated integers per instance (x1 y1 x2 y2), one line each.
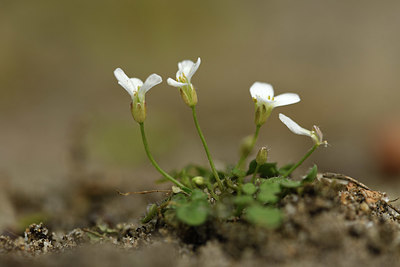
1 0 400 232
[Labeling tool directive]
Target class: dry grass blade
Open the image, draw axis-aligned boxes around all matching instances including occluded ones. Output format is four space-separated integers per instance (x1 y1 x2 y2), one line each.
322 172 371 190
116 189 172 196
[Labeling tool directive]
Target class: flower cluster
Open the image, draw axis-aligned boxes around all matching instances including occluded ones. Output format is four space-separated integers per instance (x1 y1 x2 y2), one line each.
114 58 202 124
113 57 327 194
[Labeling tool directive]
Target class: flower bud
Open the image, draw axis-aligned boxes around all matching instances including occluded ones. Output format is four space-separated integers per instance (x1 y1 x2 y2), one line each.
172 186 183 194
130 100 146 123
256 146 268 165
192 176 205 186
254 103 272 126
179 85 198 107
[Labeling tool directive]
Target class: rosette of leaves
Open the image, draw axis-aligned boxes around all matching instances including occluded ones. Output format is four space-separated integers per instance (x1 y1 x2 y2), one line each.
155 163 317 229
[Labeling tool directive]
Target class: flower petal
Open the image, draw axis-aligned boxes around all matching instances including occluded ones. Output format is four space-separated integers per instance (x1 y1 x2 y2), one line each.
167 78 186 88
177 60 195 79
187 57 201 81
279 113 311 137
140 73 162 93
249 82 274 102
114 68 129 82
114 68 136 96
273 93 300 107
130 78 143 91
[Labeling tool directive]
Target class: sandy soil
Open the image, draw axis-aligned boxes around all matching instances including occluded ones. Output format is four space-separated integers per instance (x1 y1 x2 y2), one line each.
1 176 400 267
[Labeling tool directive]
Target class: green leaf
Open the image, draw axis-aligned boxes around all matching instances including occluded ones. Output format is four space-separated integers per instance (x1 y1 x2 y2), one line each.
246 160 258 175
242 183 257 195
245 206 283 229
231 168 246 178
279 178 302 188
234 195 255 207
169 193 188 209
260 163 279 177
190 189 208 202
257 182 281 204
259 179 281 191
247 160 279 177
176 201 209 226
260 177 302 188
257 191 278 203
302 165 318 183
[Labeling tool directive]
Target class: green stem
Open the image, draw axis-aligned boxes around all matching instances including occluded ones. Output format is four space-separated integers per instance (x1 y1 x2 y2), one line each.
191 106 224 190
225 179 239 192
282 144 319 178
251 164 261 184
139 123 191 194
205 182 219 201
236 125 261 169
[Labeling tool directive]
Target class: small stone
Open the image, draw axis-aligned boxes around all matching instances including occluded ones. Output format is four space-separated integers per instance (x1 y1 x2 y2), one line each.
360 202 370 213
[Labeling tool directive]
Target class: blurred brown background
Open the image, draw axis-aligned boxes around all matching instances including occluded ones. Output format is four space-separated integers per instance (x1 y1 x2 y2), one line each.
1 0 400 231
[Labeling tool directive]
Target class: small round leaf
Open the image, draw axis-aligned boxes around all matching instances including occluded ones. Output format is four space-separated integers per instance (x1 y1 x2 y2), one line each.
242 183 257 195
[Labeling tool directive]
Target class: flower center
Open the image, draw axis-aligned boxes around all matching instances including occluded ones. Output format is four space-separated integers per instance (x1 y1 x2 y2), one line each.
178 73 188 83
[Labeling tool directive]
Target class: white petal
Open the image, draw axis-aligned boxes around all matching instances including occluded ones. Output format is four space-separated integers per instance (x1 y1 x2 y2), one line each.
177 60 195 78
140 73 162 93
273 93 301 107
114 68 129 82
186 57 201 81
279 113 311 137
130 78 143 91
167 78 186 87
114 68 136 96
249 82 274 102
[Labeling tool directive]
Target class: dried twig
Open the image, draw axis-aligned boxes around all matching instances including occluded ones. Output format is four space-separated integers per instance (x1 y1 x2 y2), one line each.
321 172 371 191
387 203 400 215
322 172 400 215
82 228 104 238
116 189 171 196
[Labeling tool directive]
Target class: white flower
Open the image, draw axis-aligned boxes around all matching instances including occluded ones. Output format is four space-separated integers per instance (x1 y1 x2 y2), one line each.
250 82 300 126
167 58 201 87
167 58 201 107
114 68 162 123
114 68 162 102
279 113 327 146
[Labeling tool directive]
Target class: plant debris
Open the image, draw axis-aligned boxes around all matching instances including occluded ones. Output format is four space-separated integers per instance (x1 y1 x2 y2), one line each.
1 177 400 266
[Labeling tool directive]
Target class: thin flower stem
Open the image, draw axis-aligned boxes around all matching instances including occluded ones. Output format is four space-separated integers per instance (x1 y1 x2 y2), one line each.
191 106 224 190
236 125 261 169
282 144 319 178
251 164 261 184
139 123 192 194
